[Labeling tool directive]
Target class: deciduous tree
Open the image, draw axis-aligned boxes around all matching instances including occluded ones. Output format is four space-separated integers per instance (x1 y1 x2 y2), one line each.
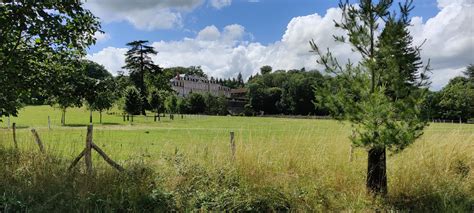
124 87 142 122
439 76 474 122
0 0 100 120
260 65 272 75
48 60 88 126
188 93 206 114
83 60 117 124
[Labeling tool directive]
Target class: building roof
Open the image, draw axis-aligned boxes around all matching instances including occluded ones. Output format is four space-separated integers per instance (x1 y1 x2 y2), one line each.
170 74 231 90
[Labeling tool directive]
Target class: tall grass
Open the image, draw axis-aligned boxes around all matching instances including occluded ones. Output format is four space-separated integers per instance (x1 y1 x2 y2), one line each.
0 106 472 211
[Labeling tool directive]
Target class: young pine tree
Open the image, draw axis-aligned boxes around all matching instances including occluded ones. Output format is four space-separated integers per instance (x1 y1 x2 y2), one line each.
311 0 430 195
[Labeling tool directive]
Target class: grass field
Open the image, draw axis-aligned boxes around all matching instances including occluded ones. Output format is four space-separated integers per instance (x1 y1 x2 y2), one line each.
0 105 473 211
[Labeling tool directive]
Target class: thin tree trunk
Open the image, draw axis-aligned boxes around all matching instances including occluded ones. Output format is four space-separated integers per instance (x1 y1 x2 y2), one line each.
89 109 93 124
100 111 103 124
367 146 387 196
61 108 67 126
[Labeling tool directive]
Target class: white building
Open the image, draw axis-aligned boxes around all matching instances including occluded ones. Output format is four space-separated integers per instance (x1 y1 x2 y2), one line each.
170 74 231 98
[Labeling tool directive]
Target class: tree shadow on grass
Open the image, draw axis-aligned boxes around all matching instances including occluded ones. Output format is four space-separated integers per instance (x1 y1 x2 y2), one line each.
63 124 88 127
100 122 121 126
0 125 30 130
63 123 121 127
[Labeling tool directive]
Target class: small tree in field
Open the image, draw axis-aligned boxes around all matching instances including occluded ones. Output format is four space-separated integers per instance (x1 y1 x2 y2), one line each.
124 87 142 123
177 97 190 115
188 93 206 114
83 60 117 124
217 95 229 115
49 61 87 126
311 0 430 195
149 90 165 121
165 94 178 115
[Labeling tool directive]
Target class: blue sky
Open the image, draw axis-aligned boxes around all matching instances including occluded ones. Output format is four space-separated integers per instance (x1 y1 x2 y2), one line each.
88 0 440 52
85 0 473 90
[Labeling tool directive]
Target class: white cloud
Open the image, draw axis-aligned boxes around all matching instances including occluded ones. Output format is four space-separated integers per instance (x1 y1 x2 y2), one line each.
86 47 128 75
197 25 221 40
210 0 232 9
222 24 246 42
94 31 110 42
84 0 204 30
87 0 472 89
409 0 473 89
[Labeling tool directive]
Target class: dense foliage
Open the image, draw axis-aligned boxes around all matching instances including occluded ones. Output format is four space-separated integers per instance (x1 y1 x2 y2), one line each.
123 40 162 115
246 68 329 116
0 0 100 118
124 87 142 116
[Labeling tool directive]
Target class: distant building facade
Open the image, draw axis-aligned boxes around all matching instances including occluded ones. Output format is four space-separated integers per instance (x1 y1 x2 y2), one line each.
170 74 231 97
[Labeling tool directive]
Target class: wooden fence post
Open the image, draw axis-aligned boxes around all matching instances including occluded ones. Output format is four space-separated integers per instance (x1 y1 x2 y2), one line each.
349 130 355 162
69 125 124 173
12 123 18 149
48 116 51 130
230 132 236 161
85 125 93 176
92 143 125 172
31 129 45 153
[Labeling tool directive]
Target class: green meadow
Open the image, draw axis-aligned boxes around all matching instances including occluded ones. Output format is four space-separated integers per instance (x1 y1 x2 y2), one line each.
0 105 473 211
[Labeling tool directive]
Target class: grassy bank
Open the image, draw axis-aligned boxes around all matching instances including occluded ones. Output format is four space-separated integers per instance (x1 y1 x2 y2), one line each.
0 106 473 211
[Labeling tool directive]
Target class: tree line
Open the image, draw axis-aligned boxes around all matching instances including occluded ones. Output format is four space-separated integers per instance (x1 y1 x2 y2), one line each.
244 66 329 116
1 0 473 199
423 65 474 123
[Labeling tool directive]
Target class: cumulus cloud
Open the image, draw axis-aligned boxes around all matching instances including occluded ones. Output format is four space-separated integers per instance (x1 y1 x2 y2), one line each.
87 7 349 80
409 0 473 89
210 0 232 9
94 31 110 42
197 25 221 40
87 0 472 89
84 0 204 30
86 47 128 75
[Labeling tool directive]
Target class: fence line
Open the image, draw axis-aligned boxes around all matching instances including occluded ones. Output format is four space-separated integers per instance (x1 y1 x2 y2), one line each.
69 125 124 174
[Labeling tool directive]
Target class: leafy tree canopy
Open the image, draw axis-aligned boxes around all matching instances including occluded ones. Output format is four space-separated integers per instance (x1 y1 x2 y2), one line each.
0 0 100 117
124 87 142 116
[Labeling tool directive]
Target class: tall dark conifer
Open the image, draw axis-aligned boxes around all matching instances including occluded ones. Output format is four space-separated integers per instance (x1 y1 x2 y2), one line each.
123 40 161 115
